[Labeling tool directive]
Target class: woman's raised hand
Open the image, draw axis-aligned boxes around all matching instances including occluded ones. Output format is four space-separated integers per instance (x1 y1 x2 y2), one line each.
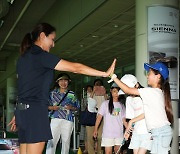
103 58 116 77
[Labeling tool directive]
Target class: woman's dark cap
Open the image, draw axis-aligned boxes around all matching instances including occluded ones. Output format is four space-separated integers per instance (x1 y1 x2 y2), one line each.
56 73 71 82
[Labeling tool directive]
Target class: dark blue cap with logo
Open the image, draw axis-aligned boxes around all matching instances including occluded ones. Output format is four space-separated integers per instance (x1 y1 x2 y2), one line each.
144 62 169 80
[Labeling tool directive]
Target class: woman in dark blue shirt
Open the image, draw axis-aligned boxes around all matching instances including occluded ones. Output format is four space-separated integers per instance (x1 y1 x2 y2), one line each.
8 23 116 154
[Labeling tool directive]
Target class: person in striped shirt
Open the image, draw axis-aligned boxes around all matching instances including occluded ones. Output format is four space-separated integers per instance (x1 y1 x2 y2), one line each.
46 73 80 154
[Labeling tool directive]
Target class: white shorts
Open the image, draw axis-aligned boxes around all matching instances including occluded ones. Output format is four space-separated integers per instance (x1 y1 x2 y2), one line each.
101 137 123 147
129 133 152 150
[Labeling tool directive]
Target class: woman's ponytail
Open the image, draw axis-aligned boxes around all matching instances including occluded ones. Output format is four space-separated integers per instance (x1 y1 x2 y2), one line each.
20 33 32 55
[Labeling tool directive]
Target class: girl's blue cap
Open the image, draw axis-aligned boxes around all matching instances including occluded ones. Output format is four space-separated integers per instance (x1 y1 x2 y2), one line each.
144 62 169 80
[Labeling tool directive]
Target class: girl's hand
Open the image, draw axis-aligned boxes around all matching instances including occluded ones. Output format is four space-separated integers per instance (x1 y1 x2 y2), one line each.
103 59 116 77
126 120 134 133
124 131 130 140
124 121 134 140
93 129 98 138
8 116 17 132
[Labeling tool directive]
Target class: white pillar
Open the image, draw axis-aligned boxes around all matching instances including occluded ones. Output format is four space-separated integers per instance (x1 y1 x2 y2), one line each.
135 0 179 153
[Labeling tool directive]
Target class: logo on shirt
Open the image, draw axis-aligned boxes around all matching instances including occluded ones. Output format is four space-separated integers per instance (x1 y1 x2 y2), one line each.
112 108 120 116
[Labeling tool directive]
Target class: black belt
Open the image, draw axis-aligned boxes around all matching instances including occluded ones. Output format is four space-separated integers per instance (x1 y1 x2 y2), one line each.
16 103 30 110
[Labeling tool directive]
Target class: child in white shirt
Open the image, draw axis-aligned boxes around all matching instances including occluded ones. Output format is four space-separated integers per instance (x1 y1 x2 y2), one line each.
119 74 151 154
110 62 173 154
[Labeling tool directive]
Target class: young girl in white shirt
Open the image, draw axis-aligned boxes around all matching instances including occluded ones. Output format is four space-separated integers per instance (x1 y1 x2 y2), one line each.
110 62 173 154
119 74 151 154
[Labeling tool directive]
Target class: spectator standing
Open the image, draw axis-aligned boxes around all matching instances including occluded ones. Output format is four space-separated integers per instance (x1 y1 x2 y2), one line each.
46 73 79 154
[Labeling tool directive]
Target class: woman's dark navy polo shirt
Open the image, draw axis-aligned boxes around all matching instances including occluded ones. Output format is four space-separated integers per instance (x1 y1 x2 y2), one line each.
17 45 60 105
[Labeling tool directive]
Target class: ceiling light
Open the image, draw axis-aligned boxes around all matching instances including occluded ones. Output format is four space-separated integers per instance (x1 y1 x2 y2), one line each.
7 0 15 4
114 24 119 28
0 20 4 28
92 35 99 38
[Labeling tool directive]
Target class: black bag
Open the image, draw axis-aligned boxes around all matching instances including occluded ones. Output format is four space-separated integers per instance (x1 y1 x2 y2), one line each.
80 109 97 126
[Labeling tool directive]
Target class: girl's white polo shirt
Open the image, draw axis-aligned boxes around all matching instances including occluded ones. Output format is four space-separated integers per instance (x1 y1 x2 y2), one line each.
138 87 170 131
